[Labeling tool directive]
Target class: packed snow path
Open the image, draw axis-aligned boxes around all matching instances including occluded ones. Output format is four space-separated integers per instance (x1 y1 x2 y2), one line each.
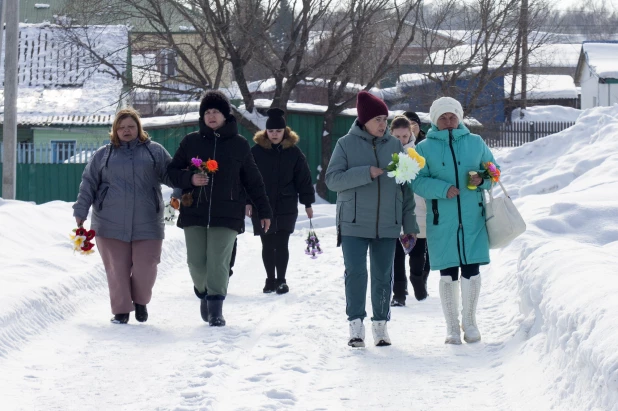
1 224 525 411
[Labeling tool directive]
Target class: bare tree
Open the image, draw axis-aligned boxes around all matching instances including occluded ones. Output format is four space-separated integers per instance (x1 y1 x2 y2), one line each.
315 0 423 199
415 0 556 119
255 0 344 110
61 0 280 131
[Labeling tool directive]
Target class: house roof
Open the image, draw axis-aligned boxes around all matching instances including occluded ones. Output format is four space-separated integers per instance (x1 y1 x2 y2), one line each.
0 24 128 126
575 41 618 82
504 75 578 100
428 43 581 68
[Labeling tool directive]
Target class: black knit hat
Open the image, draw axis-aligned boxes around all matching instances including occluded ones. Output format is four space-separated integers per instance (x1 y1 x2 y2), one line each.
356 91 389 125
403 111 421 127
265 108 286 129
199 90 231 119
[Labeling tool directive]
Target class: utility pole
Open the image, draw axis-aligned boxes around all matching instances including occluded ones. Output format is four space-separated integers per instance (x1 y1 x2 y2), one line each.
3 0 18 200
0 1 6 68
520 0 529 113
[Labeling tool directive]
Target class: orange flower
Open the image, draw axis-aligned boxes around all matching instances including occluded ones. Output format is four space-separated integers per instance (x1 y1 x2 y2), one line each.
204 159 218 173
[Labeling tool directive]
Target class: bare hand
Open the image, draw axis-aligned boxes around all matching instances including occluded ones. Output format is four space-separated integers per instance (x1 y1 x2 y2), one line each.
306 207 313 219
370 166 384 179
446 186 460 199
191 173 209 186
406 233 418 241
75 217 85 227
469 173 483 186
261 219 271 233
245 204 253 218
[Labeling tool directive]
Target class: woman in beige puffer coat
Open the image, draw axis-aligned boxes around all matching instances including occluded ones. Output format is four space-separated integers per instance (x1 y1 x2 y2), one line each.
389 113 430 306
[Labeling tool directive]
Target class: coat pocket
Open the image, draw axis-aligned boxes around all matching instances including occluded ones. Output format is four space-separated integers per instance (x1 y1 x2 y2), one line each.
98 186 109 211
395 189 403 224
337 191 356 223
152 187 161 213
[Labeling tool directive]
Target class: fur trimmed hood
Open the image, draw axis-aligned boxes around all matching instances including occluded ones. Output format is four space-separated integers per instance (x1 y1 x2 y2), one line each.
253 127 299 149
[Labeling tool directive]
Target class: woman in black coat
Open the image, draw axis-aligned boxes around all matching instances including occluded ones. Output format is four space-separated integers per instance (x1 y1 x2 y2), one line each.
167 91 272 326
247 108 316 294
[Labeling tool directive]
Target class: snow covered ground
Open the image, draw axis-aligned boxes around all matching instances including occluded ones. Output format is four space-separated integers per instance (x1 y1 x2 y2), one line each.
1 105 618 410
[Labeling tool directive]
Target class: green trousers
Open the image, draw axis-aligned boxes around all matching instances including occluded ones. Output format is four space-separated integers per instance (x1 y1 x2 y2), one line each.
184 226 237 298
341 236 396 322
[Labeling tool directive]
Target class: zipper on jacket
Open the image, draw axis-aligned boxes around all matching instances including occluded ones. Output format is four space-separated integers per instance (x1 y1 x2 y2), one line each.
207 132 218 228
448 130 467 265
372 138 381 239
98 187 109 211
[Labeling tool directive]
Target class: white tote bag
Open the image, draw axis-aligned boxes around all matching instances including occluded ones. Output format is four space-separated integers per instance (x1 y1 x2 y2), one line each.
484 181 526 249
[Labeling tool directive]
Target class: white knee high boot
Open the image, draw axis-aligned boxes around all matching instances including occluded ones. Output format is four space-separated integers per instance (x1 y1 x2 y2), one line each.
439 276 462 345
461 275 481 343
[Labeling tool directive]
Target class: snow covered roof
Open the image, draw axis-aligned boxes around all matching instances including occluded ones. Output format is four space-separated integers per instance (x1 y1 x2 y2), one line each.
247 78 382 96
0 24 128 126
579 42 618 80
504 75 578 100
428 43 581 68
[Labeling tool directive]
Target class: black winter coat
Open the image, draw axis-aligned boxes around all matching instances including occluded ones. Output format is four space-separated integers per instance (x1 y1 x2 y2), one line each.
167 116 272 233
250 128 315 235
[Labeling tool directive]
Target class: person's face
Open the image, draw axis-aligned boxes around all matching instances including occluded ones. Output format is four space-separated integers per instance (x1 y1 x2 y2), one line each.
392 127 413 145
117 117 138 142
203 109 226 130
266 129 285 144
364 115 388 137
436 112 459 131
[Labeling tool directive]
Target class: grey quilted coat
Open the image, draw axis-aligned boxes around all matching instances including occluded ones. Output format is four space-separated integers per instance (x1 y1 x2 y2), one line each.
73 138 173 242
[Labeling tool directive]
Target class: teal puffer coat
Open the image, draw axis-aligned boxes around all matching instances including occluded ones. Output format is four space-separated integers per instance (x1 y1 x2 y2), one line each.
326 121 419 239
411 123 499 270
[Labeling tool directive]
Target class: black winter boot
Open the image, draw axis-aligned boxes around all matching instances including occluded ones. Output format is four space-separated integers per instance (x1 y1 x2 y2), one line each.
391 281 407 306
410 271 430 301
200 298 209 322
134 304 148 322
275 279 289 295
110 313 130 324
207 299 226 327
263 278 276 293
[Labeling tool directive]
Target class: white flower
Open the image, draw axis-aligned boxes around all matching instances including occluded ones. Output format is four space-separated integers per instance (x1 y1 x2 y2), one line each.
387 152 422 185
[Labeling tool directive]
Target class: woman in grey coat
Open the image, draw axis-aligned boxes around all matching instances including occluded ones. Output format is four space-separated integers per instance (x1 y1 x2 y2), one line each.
73 108 173 324
326 91 419 348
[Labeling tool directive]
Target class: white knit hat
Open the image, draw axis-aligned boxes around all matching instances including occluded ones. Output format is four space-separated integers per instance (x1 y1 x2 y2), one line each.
429 97 464 126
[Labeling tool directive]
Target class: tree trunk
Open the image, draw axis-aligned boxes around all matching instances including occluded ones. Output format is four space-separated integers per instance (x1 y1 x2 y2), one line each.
316 110 338 200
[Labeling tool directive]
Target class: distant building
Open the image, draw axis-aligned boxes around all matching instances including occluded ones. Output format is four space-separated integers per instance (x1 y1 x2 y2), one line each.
575 41 618 109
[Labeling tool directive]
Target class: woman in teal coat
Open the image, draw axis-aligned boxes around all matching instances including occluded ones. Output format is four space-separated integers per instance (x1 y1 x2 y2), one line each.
412 97 499 345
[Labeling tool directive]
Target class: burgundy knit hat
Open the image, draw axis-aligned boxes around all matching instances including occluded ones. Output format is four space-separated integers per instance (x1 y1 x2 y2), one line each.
356 91 389 125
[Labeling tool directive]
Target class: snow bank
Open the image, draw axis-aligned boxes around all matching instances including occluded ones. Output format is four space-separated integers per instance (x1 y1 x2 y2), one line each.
492 105 618 410
511 105 582 123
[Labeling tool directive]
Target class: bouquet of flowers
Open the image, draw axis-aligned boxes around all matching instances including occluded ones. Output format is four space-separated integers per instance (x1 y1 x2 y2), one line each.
70 226 96 255
164 201 177 226
305 219 322 259
183 157 219 207
482 161 501 183
385 147 426 185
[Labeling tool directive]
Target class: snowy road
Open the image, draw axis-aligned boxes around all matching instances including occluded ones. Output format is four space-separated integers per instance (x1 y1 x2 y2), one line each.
0 223 529 411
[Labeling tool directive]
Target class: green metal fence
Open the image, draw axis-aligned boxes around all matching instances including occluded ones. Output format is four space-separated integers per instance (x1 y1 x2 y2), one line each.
1 112 359 204
0 163 87 203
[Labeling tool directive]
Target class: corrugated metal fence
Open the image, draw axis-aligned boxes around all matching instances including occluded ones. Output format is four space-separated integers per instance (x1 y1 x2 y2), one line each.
0 113 356 204
0 117 575 204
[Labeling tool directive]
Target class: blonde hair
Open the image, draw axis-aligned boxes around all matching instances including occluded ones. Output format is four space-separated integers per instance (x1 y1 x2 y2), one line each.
109 108 149 147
